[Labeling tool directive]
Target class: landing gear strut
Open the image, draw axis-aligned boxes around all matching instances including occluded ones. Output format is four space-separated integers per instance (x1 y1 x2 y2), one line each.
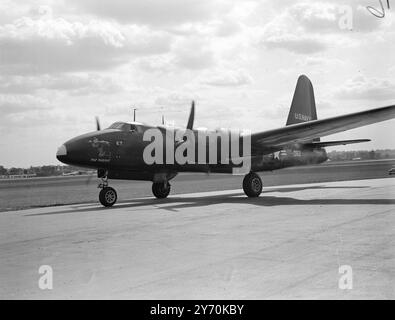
98 174 117 207
243 172 262 197
152 182 171 199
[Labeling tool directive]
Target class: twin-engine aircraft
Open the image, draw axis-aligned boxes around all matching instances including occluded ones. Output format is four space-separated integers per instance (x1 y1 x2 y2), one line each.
56 75 395 207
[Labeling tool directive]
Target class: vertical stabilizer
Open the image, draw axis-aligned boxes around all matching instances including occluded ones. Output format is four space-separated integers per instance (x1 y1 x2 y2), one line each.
286 75 317 126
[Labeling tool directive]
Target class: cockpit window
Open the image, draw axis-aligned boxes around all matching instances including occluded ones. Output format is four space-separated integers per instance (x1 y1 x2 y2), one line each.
108 122 140 132
108 122 125 130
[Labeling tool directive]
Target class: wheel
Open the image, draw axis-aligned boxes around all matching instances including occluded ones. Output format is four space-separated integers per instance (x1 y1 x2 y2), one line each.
99 187 117 207
152 182 171 199
243 172 262 197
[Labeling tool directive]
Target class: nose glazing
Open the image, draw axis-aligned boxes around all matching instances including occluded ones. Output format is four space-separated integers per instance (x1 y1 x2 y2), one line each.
56 144 67 161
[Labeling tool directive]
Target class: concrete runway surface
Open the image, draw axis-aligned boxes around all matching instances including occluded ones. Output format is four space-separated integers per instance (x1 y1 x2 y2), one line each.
1 178 394 299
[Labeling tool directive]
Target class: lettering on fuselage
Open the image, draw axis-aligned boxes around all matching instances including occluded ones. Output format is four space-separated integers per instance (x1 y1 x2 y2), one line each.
294 113 312 121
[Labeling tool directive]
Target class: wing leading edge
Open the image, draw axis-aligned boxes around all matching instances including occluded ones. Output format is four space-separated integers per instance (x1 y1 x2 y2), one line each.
251 104 395 150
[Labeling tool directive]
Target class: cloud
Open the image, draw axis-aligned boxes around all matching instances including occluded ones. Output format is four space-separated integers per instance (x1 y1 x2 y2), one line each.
334 75 395 101
286 2 383 33
259 1 386 55
0 13 173 74
201 69 253 87
0 73 124 95
288 2 339 32
0 94 51 116
353 5 384 32
68 0 219 26
136 56 174 73
262 34 327 54
172 37 216 70
270 0 387 31
260 3 330 54
278 56 346 76
155 92 197 107
297 56 344 67
214 19 242 37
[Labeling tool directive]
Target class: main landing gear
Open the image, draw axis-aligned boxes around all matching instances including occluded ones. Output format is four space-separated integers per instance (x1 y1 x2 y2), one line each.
152 182 171 199
242 172 263 197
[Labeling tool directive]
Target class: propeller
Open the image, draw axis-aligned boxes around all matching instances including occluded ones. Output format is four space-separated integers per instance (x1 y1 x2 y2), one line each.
95 116 101 131
186 100 195 130
178 100 195 143
85 173 95 186
87 116 101 185
185 101 209 176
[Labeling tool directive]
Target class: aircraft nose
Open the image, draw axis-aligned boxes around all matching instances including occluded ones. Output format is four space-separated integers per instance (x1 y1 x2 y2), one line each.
56 144 67 162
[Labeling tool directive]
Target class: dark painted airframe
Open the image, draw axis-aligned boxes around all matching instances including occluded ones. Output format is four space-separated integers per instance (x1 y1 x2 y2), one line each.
56 75 395 207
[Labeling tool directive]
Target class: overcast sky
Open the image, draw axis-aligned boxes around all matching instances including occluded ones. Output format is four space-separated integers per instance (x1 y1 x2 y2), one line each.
0 0 395 167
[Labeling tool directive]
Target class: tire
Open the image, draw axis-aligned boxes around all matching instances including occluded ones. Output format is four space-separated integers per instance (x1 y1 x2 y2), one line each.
152 182 171 199
243 172 262 197
99 187 117 207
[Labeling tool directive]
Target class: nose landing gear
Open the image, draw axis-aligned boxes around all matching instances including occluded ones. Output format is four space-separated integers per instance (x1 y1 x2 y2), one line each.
99 187 118 207
98 174 118 207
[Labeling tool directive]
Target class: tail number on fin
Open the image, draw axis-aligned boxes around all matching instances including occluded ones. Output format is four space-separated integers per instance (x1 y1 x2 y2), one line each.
294 113 312 121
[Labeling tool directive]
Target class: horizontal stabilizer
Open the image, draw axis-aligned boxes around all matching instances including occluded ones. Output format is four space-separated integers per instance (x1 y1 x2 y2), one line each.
304 139 371 148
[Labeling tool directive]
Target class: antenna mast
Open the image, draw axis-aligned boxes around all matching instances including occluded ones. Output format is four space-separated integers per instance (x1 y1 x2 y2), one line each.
132 108 137 122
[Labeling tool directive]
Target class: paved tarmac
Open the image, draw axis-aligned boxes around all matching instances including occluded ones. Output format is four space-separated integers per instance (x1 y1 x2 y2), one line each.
0 178 394 299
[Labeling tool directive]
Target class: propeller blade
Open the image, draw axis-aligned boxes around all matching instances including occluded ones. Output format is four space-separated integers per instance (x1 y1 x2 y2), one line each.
85 174 94 186
95 116 101 131
186 100 195 130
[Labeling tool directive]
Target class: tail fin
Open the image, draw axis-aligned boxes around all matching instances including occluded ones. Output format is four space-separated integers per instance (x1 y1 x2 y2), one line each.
286 75 317 126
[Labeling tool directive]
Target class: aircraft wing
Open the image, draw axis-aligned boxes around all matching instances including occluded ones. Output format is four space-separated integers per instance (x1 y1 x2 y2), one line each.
251 105 395 150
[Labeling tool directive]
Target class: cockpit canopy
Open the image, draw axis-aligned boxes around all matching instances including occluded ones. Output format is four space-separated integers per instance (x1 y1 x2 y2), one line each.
107 122 143 133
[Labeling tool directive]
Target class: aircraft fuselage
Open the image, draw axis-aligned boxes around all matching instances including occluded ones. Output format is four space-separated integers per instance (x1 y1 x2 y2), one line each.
57 125 328 182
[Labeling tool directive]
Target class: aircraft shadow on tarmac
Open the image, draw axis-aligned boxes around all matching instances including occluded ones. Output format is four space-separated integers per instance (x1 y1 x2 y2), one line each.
24 185 395 217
